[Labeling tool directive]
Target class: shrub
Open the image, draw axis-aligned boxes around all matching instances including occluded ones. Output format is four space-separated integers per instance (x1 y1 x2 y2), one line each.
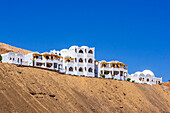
132 80 135 83
100 74 105 78
114 78 117 80
0 55 2 61
127 78 131 82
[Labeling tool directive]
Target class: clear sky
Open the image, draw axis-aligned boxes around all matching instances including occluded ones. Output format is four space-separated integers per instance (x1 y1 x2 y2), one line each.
0 0 169 82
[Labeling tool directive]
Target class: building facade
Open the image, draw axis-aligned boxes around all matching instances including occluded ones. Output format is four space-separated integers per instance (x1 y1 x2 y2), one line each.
127 70 162 85
0 45 162 85
95 60 128 80
50 46 95 77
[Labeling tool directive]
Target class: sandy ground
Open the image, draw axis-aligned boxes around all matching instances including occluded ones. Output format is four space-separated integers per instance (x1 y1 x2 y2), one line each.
0 43 32 55
0 63 169 113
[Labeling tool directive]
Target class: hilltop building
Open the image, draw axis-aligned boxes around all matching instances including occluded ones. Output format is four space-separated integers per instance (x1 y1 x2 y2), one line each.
127 70 162 85
0 45 162 85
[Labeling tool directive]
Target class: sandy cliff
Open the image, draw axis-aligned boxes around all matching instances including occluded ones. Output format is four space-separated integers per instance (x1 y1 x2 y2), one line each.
0 43 32 55
0 43 170 113
0 63 169 113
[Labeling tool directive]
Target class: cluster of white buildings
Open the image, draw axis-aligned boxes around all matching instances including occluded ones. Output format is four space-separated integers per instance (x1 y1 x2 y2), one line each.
1 45 162 85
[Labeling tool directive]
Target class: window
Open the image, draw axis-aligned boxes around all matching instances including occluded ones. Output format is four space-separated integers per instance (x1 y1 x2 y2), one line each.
21 59 22 62
79 67 83 72
75 67 77 71
59 53 61 56
13 58 15 61
79 49 83 53
85 67 86 71
85 58 86 62
88 50 93 54
75 58 77 62
46 56 49 59
10 57 12 60
120 71 123 76
88 58 93 63
79 58 83 63
85 49 87 53
69 67 73 71
139 78 142 81
75 49 77 53
147 78 149 82
95 69 97 74
65 66 67 70
88 68 93 72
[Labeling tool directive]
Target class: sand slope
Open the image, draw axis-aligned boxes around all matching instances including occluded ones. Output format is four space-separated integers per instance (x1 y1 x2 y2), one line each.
0 43 32 55
0 63 170 113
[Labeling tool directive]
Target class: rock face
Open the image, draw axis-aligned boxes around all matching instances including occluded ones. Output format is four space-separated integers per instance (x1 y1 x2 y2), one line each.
0 63 170 113
0 43 32 55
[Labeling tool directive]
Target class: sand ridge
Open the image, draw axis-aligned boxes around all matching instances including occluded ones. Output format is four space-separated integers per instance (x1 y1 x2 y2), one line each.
0 63 169 113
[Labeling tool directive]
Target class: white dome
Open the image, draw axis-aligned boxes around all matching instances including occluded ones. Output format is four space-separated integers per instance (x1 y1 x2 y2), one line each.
135 71 142 75
69 46 78 50
81 46 89 48
142 70 154 76
60 49 68 52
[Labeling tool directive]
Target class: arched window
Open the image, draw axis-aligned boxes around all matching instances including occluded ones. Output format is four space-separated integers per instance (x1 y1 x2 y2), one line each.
88 50 93 54
13 58 15 61
75 67 77 71
79 49 83 53
85 49 87 53
88 58 93 63
65 66 67 70
75 58 77 62
79 58 83 63
10 57 12 60
85 67 86 71
85 58 86 62
69 67 73 71
147 78 149 82
139 78 142 81
46 56 49 59
79 67 83 72
21 59 22 62
18 58 19 62
75 49 77 53
88 68 93 72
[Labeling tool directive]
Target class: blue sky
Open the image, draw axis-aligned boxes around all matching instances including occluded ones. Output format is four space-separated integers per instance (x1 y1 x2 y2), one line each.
0 0 170 82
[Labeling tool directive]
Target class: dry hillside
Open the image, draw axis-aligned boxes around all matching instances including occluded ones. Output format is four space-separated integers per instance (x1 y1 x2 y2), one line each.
0 43 32 55
0 63 170 113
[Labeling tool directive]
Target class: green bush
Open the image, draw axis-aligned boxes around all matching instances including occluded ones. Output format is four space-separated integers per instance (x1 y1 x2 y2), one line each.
0 55 2 61
127 78 131 82
100 74 105 78
132 80 135 83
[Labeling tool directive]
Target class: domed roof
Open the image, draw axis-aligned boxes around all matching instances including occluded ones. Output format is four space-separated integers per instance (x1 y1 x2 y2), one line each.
60 49 68 52
142 70 154 76
81 46 89 48
135 71 142 75
69 46 78 49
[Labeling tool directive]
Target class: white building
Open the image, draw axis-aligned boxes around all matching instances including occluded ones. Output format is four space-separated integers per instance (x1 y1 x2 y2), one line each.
1 52 27 65
25 52 63 70
50 46 95 77
0 45 162 85
95 60 128 80
127 70 162 85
